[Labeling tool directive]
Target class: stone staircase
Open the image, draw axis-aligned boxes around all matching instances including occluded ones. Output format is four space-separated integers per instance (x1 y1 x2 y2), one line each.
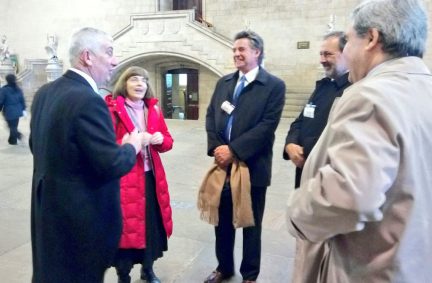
112 10 310 120
112 10 233 76
283 90 310 118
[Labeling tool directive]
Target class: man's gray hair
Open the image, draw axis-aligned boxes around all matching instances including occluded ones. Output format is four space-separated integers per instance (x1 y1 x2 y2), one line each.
323 31 347 52
68 27 113 66
234 30 264 65
351 0 428 58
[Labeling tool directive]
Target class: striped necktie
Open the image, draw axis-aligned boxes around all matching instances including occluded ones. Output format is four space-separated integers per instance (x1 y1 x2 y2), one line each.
225 75 246 141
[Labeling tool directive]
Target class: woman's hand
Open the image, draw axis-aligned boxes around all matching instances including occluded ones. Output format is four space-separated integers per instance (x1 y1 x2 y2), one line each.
150 132 164 145
141 132 152 147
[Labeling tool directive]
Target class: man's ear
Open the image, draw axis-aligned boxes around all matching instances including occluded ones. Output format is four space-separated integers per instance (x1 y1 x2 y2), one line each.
365 28 380 51
254 49 261 62
80 49 92 67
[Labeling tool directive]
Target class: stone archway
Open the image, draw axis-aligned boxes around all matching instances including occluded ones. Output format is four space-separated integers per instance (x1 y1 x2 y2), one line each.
112 52 221 121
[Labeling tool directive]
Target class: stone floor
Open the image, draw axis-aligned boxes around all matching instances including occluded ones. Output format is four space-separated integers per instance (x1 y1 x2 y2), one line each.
0 116 297 283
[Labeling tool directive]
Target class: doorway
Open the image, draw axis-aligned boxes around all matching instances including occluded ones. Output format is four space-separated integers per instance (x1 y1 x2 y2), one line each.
159 0 203 23
162 68 199 120
173 0 203 22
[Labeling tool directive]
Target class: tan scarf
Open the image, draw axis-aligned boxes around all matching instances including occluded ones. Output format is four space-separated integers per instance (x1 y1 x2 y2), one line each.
197 161 255 228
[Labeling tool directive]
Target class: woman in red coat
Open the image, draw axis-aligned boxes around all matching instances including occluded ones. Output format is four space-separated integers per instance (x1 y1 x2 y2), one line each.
105 66 173 283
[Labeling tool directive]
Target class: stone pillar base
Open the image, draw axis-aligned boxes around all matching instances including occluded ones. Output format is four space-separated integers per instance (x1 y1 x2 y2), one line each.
46 59 63 82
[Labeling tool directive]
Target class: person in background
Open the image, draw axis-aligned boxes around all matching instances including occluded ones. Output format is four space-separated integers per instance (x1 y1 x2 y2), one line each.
105 66 173 283
283 31 350 189
0 74 26 145
286 0 432 282
29 27 142 283
204 30 285 283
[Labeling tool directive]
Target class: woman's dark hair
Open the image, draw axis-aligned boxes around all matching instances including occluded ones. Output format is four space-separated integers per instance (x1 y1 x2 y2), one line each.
112 66 154 99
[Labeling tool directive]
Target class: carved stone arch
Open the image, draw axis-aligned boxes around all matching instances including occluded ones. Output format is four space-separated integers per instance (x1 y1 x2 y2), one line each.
111 51 223 120
117 51 224 77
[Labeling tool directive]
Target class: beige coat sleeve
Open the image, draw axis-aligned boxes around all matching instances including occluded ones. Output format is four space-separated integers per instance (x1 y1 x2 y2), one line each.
286 85 400 242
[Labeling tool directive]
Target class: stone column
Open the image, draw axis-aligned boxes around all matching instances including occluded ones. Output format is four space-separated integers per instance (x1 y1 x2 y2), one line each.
45 58 63 82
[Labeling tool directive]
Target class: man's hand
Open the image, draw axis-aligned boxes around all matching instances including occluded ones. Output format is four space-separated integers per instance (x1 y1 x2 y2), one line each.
285 143 305 168
214 145 234 168
122 129 143 154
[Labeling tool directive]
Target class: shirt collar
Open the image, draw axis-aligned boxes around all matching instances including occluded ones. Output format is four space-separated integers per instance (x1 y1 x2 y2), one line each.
239 66 260 84
69 68 99 93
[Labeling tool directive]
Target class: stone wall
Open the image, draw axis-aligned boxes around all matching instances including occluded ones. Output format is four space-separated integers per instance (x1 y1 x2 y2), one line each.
0 0 158 70
205 0 432 90
1 0 431 89
0 0 431 117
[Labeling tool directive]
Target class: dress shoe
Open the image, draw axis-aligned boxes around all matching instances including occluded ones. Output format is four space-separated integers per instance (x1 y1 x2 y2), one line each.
140 267 161 283
203 270 233 283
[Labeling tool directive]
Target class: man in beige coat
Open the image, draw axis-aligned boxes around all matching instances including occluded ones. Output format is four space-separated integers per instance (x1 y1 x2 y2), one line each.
286 0 432 282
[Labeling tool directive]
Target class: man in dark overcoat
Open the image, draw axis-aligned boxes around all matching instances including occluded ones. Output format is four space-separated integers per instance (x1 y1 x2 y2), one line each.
204 30 286 283
29 27 142 283
283 31 350 189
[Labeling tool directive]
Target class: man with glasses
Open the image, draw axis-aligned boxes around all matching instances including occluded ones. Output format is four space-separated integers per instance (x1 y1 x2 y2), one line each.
283 31 350 189
287 0 432 282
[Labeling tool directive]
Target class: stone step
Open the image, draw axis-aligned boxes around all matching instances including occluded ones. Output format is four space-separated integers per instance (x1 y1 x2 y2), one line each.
282 104 303 118
286 97 307 107
280 90 309 118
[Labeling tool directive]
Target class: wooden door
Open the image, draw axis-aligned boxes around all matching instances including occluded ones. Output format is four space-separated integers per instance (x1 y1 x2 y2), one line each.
162 73 173 118
185 70 199 120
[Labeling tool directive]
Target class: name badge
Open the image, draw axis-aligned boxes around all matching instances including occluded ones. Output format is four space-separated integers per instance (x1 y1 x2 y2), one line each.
221 101 235 115
303 103 316 118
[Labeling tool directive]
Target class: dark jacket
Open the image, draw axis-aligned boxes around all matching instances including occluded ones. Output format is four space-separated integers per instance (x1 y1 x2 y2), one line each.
206 67 286 187
284 72 351 187
29 70 137 283
0 84 26 120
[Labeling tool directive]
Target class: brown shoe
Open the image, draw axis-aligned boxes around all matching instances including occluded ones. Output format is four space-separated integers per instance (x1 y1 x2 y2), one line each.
204 270 232 283
242 281 256 283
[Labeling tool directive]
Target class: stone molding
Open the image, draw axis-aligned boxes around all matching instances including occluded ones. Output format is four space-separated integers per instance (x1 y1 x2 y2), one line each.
113 9 233 77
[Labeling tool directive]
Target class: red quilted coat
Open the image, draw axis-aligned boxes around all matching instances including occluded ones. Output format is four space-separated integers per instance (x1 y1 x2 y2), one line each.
105 94 173 249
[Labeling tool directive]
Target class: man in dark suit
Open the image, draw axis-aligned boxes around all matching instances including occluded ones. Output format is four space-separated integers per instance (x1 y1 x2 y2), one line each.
29 27 142 283
284 31 350 189
204 30 286 283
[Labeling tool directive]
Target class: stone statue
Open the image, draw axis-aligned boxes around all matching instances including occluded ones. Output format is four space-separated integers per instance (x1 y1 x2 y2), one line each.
44 34 62 82
45 34 58 62
0 35 11 64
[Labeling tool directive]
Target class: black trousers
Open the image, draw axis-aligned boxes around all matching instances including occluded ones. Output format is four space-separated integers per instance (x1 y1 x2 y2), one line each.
6 118 21 145
215 184 267 281
114 171 166 283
